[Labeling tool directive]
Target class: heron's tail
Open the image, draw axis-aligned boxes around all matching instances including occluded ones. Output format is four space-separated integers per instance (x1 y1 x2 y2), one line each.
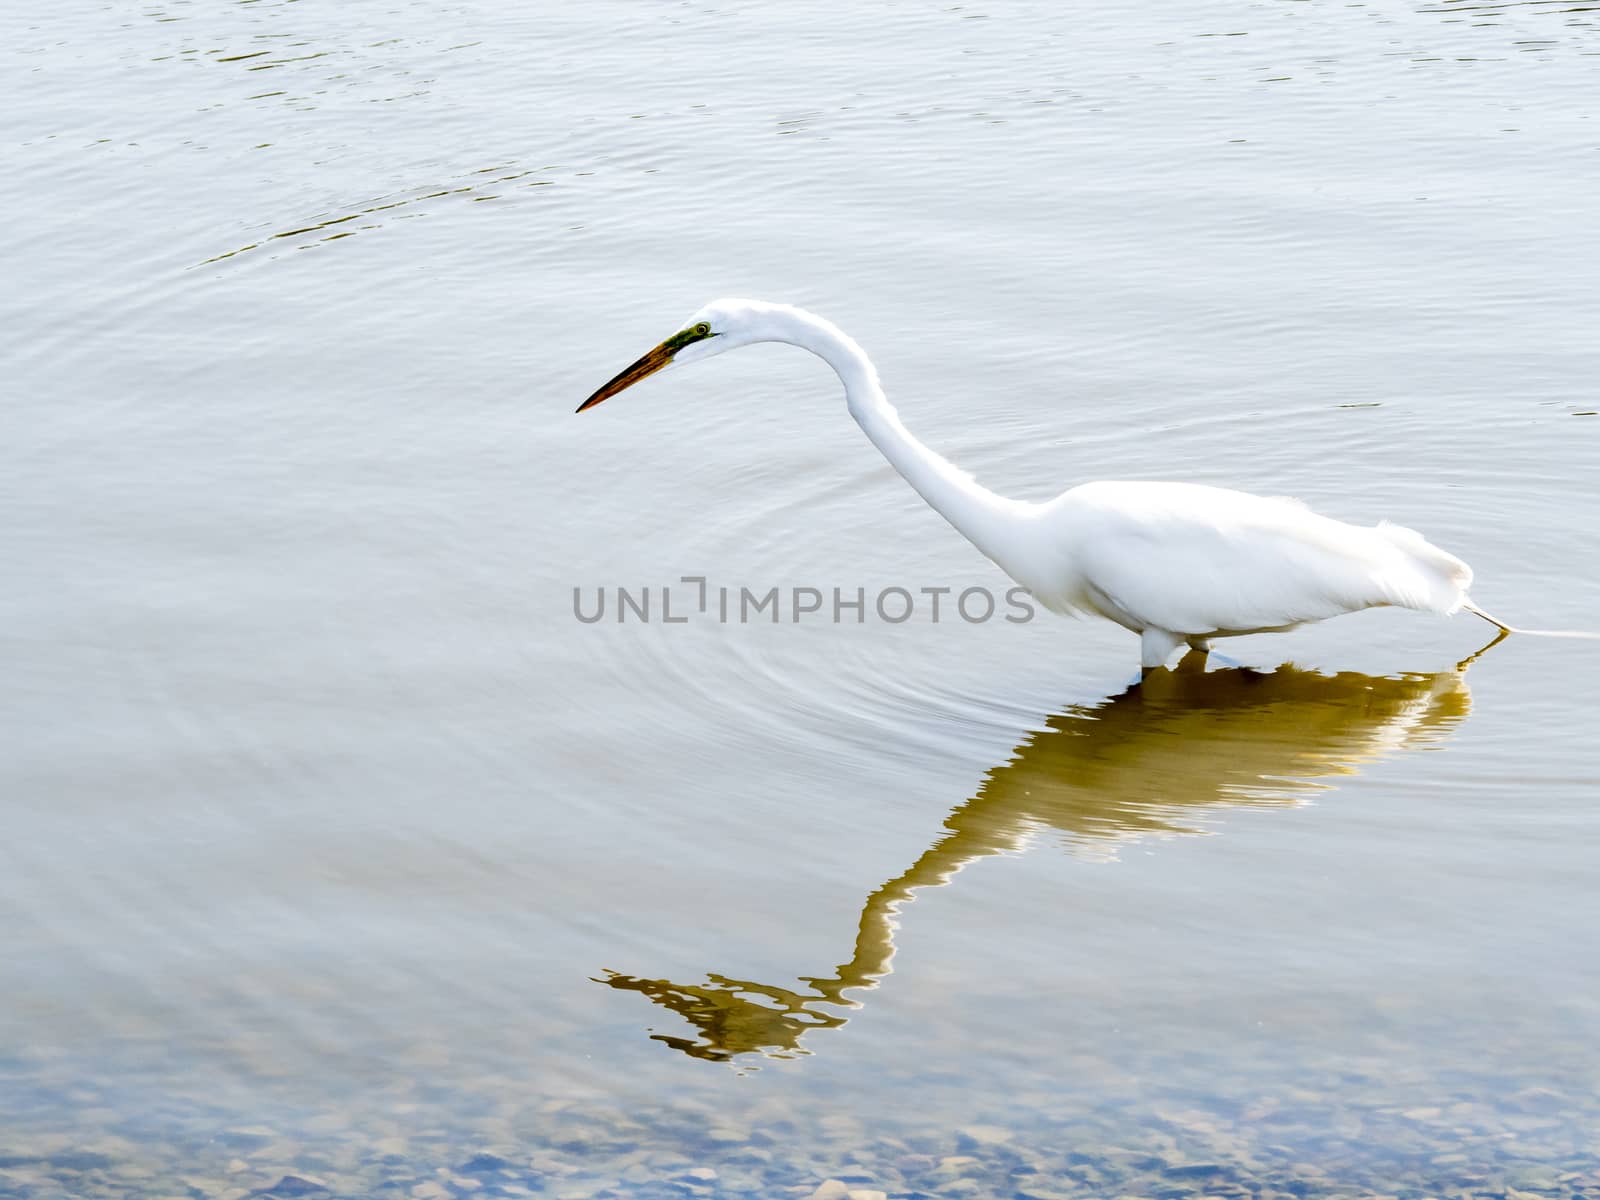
1464 599 1600 640
1374 521 1473 613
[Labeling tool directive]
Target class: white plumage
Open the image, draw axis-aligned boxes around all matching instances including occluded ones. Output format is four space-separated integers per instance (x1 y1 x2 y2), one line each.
578 299 1502 670
1025 481 1474 667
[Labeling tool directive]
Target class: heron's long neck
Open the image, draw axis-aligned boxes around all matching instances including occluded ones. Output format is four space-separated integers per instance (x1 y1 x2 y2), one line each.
772 311 1034 573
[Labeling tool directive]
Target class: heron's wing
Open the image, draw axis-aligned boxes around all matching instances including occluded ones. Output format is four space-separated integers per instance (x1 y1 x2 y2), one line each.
1066 482 1467 635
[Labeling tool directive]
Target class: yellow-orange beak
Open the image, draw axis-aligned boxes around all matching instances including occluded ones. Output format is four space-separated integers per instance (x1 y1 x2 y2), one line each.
576 342 676 413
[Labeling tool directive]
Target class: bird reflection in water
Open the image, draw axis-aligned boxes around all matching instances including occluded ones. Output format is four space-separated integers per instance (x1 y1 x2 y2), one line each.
596 659 1478 1064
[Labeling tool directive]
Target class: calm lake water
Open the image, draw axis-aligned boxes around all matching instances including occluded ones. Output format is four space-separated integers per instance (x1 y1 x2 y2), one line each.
4 1 1599 1197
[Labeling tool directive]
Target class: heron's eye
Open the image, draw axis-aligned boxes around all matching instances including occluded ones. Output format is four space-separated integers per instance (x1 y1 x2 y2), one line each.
692 322 711 337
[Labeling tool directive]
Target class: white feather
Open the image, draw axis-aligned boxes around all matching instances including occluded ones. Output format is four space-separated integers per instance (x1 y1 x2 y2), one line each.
1014 481 1472 638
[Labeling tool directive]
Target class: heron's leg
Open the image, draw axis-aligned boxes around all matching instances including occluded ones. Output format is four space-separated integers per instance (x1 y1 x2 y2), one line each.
1463 601 1514 635
1140 628 1185 672
1183 634 1248 669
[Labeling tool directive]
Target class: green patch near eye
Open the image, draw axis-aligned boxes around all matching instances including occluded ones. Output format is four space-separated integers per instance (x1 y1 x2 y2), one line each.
662 322 715 354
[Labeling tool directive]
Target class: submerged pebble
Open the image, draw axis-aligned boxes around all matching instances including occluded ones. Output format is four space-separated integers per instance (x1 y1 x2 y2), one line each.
4 1072 1596 1200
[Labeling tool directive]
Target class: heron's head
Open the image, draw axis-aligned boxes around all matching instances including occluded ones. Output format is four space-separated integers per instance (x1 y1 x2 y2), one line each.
575 298 769 413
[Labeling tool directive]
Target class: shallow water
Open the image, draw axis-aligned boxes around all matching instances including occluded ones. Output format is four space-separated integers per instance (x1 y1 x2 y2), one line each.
4 1 1599 1196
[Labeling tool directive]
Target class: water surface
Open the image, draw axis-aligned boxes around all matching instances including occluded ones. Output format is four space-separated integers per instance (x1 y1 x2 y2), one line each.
4 1 1599 1196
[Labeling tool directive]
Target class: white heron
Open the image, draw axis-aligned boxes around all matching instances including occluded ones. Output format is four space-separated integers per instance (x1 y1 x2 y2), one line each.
577 299 1512 670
